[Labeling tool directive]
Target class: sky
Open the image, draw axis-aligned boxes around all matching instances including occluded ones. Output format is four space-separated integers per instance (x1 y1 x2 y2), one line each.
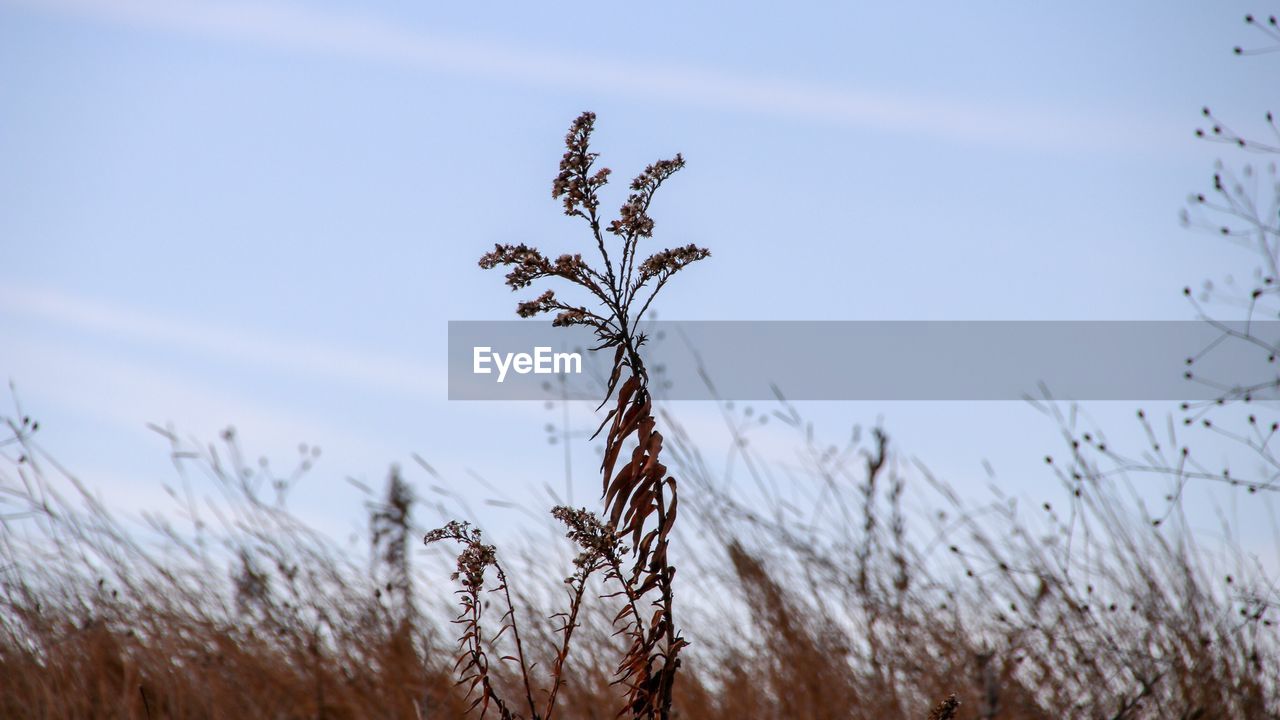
1 0 1276 559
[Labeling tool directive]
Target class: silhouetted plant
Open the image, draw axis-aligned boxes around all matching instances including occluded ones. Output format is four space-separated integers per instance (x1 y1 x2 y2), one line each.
428 111 708 719
370 465 417 624
1039 12 1280 565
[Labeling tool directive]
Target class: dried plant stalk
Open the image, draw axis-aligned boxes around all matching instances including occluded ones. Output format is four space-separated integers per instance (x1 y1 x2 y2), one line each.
430 111 707 719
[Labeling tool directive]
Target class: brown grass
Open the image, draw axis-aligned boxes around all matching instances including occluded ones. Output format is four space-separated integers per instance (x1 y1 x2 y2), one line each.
1 399 1276 718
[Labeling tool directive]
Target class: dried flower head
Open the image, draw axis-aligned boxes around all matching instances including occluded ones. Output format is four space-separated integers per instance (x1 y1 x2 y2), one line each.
424 521 495 590
551 505 624 571
552 111 611 219
480 111 708 340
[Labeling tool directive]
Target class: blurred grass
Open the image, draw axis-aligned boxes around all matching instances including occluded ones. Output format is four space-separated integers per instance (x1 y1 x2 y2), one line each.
1 397 1274 719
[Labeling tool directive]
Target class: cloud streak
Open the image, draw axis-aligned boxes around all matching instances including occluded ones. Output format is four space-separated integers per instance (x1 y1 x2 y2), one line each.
2 0 1176 151
0 283 445 400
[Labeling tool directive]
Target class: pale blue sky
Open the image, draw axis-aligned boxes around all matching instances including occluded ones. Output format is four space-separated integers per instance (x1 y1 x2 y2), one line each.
1 0 1274 555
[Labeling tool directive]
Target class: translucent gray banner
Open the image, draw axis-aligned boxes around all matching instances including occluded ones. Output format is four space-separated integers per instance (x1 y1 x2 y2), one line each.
447 321 1280 401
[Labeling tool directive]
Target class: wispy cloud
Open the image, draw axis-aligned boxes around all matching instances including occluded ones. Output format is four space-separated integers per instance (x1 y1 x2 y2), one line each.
0 287 594 528
0 283 445 399
6 333 383 451
1 0 1175 151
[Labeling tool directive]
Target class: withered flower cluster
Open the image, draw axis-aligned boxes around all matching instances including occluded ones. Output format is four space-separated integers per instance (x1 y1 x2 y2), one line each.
551 113 611 218
425 521 495 591
478 111 708 343
550 505 625 575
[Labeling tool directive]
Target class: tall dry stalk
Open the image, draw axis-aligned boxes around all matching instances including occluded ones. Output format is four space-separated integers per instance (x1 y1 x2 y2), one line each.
427 111 708 719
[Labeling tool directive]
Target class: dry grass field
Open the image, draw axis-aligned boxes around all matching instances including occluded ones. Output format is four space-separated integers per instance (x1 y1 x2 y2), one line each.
4 14 1280 718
